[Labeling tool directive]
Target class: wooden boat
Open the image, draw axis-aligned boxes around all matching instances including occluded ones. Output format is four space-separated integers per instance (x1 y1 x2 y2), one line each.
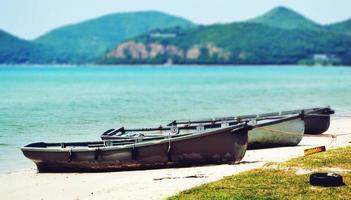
102 114 305 149
168 107 334 135
22 123 250 173
168 113 305 149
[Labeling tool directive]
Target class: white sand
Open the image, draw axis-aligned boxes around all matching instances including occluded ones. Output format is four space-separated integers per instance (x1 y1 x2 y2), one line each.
0 117 350 200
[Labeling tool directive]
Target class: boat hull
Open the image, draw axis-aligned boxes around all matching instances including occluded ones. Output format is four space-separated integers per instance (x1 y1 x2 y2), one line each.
304 115 331 134
281 107 334 134
248 117 304 149
304 108 334 134
22 126 249 172
170 107 334 136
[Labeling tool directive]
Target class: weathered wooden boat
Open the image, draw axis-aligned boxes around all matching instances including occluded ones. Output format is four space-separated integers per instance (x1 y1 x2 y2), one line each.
102 113 305 149
167 114 305 149
22 123 250 173
168 106 334 135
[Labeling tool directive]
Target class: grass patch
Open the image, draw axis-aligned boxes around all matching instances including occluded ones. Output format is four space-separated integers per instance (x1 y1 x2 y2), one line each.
169 146 351 200
169 169 351 200
282 146 351 169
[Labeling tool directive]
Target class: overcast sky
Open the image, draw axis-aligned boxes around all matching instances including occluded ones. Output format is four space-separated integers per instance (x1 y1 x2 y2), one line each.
1 0 350 40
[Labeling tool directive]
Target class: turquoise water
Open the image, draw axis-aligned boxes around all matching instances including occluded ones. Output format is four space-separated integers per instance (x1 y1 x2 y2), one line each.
0 66 351 172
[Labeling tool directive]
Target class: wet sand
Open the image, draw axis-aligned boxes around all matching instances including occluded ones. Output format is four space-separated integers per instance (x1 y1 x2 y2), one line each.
0 117 350 200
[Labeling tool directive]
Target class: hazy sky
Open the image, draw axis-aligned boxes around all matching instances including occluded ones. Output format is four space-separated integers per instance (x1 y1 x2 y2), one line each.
1 0 350 40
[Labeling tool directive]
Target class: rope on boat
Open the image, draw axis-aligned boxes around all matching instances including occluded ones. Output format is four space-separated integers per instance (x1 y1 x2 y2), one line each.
167 131 172 162
328 135 337 147
304 133 337 138
169 113 349 125
255 125 351 138
253 126 304 137
305 113 351 118
94 148 102 161
68 148 73 162
253 126 351 148
132 142 137 160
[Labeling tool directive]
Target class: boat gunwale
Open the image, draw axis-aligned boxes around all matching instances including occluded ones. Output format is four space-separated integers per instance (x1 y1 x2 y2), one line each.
100 107 333 140
101 113 302 142
169 106 333 126
21 123 249 153
251 113 302 128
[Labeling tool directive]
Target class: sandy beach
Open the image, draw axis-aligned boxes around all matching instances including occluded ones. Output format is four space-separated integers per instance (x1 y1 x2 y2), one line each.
1 117 350 200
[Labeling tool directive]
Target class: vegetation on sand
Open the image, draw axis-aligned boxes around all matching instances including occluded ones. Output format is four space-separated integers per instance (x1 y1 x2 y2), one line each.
169 146 351 200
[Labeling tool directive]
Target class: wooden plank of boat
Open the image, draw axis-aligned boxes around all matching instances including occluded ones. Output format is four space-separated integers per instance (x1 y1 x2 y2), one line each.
100 122 230 140
21 123 250 173
100 126 195 140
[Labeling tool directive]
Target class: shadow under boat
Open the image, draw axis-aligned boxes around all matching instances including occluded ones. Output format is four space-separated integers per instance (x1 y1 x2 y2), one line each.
22 123 250 173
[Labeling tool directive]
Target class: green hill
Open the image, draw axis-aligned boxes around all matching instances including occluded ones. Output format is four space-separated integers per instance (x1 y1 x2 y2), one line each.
103 12 351 65
327 19 351 36
0 30 31 50
34 11 195 61
0 29 80 64
2 7 351 66
248 6 323 31
0 30 38 64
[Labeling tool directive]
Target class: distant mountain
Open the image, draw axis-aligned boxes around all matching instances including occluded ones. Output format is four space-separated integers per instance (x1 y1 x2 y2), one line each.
103 8 351 65
2 7 351 66
0 30 37 63
249 6 323 31
34 11 195 61
327 19 351 36
0 30 31 49
0 29 80 64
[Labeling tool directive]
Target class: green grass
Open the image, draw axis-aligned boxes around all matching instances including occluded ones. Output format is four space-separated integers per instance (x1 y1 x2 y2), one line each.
168 146 351 200
282 146 351 169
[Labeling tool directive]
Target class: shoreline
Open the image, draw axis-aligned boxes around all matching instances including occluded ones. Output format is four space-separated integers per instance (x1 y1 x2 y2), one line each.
0 117 350 199
1 64 351 68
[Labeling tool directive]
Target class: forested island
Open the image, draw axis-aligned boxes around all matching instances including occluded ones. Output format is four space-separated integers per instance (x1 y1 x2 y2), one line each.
1 7 351 66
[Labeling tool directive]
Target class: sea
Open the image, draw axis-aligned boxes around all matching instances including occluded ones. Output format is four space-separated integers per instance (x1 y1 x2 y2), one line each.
0 65 351 172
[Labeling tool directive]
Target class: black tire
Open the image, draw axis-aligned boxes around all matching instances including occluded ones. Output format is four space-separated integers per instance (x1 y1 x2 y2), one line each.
310 173 344 187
